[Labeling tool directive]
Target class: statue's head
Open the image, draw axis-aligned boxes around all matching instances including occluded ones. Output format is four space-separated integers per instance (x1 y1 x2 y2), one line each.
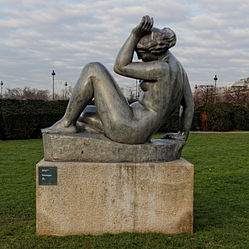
136 27 176 62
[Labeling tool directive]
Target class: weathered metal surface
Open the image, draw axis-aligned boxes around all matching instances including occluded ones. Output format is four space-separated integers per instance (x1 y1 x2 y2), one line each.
43 133 185 163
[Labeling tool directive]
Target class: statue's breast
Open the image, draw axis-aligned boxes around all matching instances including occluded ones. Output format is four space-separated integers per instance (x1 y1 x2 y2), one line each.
140 80 155 91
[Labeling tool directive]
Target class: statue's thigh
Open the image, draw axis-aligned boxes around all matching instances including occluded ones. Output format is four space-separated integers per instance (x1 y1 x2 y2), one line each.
91 66 133 125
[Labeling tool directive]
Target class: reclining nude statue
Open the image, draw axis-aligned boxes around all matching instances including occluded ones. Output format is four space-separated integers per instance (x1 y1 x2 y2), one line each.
43 16 194 145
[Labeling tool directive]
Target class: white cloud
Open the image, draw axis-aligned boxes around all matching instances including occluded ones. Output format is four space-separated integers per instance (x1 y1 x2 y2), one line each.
0 0 249 94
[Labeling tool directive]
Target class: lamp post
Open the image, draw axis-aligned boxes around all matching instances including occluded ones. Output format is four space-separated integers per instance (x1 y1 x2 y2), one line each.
214 74 218 103
52 70 56 100
64 81 68 100
194 84 198 103
0 81 3 98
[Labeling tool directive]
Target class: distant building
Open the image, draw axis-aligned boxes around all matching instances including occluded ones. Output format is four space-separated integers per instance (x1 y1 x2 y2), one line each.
193 77 249 104
227 77 249 89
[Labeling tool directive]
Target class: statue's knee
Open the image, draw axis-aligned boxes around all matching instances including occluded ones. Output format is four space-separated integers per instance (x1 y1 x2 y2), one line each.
84 62 105 71
81 62 106 78
83 62 109 82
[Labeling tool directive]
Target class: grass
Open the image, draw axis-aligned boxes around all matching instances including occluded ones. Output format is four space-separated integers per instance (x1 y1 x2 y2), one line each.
0 133 249 248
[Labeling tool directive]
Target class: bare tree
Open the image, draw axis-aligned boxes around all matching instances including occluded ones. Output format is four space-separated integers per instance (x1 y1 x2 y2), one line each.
223 86 249 105
4 88 23 99
193 85 215 104
4 87 50 100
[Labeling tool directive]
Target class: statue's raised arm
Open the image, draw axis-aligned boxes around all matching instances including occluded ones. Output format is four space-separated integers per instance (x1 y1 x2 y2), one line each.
42 16 194 145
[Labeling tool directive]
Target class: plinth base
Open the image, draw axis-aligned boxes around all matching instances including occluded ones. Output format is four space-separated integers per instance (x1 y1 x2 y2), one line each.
42 133 185 163
36 158 193 235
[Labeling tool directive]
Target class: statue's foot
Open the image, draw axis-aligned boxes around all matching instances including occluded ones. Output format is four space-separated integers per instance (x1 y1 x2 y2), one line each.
42 119 77 134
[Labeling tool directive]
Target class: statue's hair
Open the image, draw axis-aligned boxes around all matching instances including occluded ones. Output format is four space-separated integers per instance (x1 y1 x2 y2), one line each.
136 27 176 55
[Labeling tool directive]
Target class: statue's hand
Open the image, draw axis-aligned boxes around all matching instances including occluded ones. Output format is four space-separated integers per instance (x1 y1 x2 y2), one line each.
161 132 188 141
132 15 153 37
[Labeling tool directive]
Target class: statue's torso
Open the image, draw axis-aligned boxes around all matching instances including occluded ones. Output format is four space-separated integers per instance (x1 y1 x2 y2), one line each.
136 53 187 125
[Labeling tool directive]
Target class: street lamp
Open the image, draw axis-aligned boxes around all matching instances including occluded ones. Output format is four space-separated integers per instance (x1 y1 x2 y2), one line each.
0 81 3 98
64 81 68 100
51 70 56 100
214 74 218 103
194 84 198 103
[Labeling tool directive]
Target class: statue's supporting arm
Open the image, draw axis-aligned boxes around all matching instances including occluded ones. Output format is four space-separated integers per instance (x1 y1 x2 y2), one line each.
162 78 194 141
179 81 194 140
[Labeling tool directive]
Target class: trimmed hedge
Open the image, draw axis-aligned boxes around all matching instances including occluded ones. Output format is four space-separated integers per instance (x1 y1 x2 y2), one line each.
158 102 249 133
0 100 249 140
0 99 68 139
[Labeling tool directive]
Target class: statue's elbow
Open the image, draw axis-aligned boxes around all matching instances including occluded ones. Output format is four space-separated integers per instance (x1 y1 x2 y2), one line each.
114 64 125 76
113 65 119 74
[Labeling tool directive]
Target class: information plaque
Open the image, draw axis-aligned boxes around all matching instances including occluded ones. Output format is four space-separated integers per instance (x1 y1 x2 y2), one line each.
38 166 57 185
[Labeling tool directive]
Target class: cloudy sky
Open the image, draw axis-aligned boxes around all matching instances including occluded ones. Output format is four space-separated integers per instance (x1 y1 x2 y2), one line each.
0 0 249 95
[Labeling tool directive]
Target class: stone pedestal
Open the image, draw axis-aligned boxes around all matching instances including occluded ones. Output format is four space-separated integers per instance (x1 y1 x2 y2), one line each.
36 158 193 235
42 133 185 163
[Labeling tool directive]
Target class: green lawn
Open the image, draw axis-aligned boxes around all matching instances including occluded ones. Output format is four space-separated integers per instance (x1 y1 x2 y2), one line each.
0 133 249 249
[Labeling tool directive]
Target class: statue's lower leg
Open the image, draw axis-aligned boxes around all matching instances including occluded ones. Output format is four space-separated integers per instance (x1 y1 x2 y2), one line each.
42 65 95 134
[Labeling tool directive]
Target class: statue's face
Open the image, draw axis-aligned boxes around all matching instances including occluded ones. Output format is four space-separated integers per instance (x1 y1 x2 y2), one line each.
137 51 159 62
